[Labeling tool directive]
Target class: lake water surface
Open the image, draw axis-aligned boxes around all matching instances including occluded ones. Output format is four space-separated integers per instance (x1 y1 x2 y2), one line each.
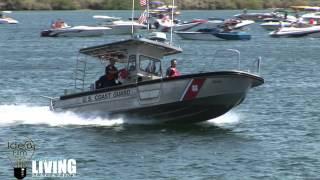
0 10 320 179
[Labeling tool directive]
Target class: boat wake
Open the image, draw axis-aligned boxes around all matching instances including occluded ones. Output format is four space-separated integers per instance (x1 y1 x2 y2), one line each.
0 105 241 127
0 105 124 127
206 111 240 126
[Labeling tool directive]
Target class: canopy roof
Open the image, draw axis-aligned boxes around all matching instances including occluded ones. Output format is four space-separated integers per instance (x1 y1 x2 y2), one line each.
79 38 182 63
290 6 320 11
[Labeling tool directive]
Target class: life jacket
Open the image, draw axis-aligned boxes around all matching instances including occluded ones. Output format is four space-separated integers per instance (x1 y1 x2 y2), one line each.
169 67 180 77
309 18 315 25
118 68 129 83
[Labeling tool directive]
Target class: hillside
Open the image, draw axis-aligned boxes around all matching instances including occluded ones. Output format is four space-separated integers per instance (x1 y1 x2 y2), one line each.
0 0 318 10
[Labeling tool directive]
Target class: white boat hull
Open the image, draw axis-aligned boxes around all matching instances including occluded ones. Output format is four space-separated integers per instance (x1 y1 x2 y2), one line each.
0 18 18 24
233 20 255 29
270 25 320 37
102 20 146 35
105 24 145 35
41 26 112 37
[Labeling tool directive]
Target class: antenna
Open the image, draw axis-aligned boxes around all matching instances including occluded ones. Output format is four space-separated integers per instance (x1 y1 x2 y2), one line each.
170 0 175 44
131 0 135 36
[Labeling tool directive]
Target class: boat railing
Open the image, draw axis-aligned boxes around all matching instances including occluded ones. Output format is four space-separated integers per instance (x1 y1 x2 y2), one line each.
211 49 261 75
74 54 87 90
248 56 262 74
212 48 241 69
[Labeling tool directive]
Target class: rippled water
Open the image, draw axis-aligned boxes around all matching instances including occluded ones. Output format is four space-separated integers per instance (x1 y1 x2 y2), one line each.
1 10 320 179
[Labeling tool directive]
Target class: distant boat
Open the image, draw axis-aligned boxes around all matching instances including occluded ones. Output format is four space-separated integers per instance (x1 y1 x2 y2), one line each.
154 18 203 32
175 29 223 41
0 11 18 24
300 12 320 24
148 1 181 17
223 19 255 29
260 18 296 31
269 24 320 38
41 20 112 37
290 5 320 12
215 31 251 40
234 12 276 22
175 28 251 41
154 17 254 33
93 15 146 35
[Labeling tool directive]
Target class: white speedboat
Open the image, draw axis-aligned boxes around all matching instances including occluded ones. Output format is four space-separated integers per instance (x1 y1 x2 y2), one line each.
290 5 320 12
260 18 294 31
224 19 255 29
93 15 122 21
94 15 146 35
270 25 320 38
48 36 263 123
0 11 18 24
41 26 112 37
106 20 146 34
153 18 242 33
0 17 18 24
300 12 320 24
149 2 181 17
154 18 203 32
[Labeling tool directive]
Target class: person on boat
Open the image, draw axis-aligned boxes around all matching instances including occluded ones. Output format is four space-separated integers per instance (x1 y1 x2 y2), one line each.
161 14 171 24
145 62 156 73
51 19 67 29
105 58 120 86
223 24 232 32
166 59 180 77
309 18 315 25
284 11 288 20
243 9 247 14
95 58 120 89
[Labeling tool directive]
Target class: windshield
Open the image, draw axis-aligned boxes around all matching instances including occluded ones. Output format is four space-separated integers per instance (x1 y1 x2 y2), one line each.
139 55 162 76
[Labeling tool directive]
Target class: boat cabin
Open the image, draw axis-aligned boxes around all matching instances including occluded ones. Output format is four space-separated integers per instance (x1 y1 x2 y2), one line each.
74 37 182 93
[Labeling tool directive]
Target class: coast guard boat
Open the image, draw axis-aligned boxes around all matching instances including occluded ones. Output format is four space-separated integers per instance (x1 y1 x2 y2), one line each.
49 34 263 123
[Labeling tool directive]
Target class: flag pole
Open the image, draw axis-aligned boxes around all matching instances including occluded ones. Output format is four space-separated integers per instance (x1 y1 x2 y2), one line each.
170 0 175 44
147 0 150 31
131 0 135 36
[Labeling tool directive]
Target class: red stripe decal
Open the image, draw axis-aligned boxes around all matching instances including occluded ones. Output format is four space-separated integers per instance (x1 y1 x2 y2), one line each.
182 78 206 101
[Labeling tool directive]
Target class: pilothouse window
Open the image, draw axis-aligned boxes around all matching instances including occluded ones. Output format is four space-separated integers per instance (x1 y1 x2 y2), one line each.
128 55 136 72
139 56 161 76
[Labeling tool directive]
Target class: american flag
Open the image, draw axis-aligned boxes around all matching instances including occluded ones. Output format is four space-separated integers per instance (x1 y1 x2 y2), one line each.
138 10 148 24
140 0 148 7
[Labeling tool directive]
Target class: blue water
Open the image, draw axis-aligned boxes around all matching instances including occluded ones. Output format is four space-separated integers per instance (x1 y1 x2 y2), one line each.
1 10 320 179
